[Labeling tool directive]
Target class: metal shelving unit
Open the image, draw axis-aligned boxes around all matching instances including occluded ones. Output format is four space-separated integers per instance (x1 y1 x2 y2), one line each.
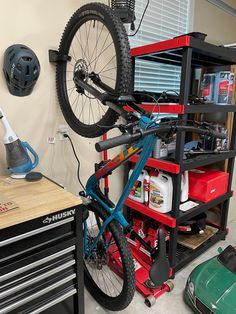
126 34 236 275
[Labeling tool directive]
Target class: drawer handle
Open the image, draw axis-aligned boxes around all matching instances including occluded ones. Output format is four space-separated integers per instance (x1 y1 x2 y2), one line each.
0 259 76 298
0 246 75 282
0 217 74 247
0 274 76 313
29 288 76 314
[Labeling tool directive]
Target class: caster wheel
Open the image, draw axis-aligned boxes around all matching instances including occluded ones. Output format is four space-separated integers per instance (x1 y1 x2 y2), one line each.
144 295 156 307
166 280 174 292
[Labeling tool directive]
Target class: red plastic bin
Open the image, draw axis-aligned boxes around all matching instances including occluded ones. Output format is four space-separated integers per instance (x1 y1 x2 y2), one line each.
188 168 229 202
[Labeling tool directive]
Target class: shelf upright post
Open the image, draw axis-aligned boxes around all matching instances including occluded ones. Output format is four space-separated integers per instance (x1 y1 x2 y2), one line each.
221 112 236 231
168 47 193 273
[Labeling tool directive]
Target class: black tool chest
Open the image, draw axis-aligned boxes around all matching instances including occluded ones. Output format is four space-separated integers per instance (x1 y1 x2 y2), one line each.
0 207 84 314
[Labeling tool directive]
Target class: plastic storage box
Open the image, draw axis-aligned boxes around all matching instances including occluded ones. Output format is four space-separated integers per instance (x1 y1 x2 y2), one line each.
188 168 229 202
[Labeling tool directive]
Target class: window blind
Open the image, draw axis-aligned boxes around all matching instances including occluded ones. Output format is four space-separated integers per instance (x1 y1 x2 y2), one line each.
130 0 191 93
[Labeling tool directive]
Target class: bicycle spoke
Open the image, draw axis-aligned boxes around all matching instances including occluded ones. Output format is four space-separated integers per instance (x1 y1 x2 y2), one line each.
90 40 114 68
92 33 111 70
98 66 117 74
98 54 116 74
70 42 77 63
84 21 92 64
90 99 96 124
88 20 102 70
68 86 76 99
79 95 87 121
96 99 106 114
100 74 116 81
74 95 80 114
67 86 76 92
77 29 86 60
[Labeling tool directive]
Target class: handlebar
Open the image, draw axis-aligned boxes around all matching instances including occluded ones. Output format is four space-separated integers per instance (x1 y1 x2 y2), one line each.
95 125 226 152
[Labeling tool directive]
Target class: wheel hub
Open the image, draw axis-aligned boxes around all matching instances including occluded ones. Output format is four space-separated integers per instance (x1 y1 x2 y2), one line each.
86 237 107 270
74 59 89 80
74 59 89 93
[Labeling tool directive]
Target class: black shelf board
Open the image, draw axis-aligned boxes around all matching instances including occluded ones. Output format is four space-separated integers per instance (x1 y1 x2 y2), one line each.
136 38 236 68
184 104 236 114
190 37 236 65
178 192 232 224
181 150 236 171
174 230 227 272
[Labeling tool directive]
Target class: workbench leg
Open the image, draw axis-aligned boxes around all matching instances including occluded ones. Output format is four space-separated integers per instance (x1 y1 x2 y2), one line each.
74 205 85 314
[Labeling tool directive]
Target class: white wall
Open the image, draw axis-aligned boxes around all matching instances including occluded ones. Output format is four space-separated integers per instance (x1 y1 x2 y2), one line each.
194 0 236 45
0 0 123 201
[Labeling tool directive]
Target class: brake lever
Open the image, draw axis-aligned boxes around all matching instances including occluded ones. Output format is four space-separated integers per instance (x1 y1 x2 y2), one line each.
118 121 139 134
194 121 214 129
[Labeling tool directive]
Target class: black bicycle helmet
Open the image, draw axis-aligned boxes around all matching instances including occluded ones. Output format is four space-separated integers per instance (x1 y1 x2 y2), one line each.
3 44 40 97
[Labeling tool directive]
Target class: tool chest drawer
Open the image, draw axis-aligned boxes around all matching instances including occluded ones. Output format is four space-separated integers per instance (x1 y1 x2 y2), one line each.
0 210 80 314
0 212 76 264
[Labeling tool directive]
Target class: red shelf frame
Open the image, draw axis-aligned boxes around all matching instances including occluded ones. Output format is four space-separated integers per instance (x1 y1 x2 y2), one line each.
124 103 184 114
129 155 180 174
125 198 176 228
131 35 190 58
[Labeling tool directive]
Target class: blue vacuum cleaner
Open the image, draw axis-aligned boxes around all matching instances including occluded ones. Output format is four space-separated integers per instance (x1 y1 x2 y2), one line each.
0 108 39 178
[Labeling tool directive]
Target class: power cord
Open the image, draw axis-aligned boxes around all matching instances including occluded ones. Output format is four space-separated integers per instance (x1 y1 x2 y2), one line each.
128 0 150 37
63 134 85 191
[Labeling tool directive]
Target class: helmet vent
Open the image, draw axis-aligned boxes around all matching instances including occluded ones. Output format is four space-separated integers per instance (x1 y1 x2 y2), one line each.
5 72 10 83
9 54 15 62
26 65 30 75
22 56 32 62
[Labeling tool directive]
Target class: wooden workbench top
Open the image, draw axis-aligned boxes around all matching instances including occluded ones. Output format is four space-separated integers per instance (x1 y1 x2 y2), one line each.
0 176 82 230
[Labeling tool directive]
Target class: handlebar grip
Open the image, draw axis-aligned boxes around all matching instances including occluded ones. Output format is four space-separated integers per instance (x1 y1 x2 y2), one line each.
95 132 141 152
175 126 227 139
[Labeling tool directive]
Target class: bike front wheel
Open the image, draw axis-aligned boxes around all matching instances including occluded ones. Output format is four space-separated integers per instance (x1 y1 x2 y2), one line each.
56 2 132 138
84 202 135 311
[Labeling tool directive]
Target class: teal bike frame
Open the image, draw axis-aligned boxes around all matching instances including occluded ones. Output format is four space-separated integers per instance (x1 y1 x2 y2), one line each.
84 115 158 258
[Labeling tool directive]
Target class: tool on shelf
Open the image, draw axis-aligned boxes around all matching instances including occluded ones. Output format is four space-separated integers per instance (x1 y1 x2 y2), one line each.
0 107 39 178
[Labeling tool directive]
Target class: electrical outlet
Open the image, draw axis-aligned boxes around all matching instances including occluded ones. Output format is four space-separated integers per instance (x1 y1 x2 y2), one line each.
47 137 56 144
58 124 69 140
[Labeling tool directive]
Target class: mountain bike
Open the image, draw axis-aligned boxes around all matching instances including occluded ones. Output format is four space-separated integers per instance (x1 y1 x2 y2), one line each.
55 2 226 311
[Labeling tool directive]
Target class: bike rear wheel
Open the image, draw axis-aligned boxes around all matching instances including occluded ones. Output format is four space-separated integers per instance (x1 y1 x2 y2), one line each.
56 2 132 138
84 201 135 311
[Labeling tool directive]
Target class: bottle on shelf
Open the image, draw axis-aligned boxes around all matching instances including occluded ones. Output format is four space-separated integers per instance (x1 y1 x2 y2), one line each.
180 171 189 203
128 169 149 203
149 171 173 213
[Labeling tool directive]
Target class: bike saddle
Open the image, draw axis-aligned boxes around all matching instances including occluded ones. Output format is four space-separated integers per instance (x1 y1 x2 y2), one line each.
148 229 170 288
